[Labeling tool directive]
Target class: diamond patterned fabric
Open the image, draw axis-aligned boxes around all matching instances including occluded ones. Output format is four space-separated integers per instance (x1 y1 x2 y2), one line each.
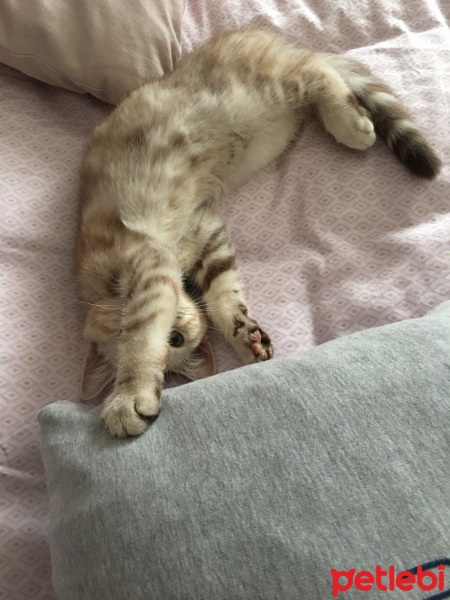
1 0 449 598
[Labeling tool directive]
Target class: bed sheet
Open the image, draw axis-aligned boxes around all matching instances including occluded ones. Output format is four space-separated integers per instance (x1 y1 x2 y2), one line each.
1 0 449 598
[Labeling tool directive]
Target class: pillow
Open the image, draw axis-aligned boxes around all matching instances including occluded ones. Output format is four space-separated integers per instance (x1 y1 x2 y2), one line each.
0 0 185 104
39 302 450 600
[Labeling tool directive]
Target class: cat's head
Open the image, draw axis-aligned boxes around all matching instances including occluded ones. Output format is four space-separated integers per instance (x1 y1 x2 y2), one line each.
80 291 215 400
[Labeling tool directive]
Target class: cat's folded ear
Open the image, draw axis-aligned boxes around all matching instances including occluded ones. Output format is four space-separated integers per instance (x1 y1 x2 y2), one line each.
81 343 115 400
175 337 216 381
192 337 216 380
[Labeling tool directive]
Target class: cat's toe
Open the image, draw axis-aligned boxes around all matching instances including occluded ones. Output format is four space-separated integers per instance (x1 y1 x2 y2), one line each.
101 391 160 438
101 401 148 438
250 329 261 344
332 113 376 150
233 312 273 364
348 116 376 150
248 326 273 362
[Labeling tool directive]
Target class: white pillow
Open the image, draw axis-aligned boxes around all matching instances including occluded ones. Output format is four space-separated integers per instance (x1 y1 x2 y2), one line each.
0 0 185 103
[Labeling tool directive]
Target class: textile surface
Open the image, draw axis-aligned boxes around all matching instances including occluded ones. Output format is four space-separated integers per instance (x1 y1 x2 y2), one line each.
39 302 450 599
1 0 449 597
0 0 184 103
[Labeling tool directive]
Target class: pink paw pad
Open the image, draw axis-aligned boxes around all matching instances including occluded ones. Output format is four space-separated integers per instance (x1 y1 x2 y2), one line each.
250 330 261 343
250 328 270 360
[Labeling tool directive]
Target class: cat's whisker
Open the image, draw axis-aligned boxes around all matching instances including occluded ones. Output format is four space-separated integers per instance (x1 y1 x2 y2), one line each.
76 26 438 437
204 323 237 334
61 295 111 309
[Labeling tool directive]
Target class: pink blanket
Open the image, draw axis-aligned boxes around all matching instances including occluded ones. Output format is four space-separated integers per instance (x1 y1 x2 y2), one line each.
1 0 449 597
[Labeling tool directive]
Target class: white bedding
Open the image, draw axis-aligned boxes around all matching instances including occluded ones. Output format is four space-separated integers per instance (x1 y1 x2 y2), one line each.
1 0 449 597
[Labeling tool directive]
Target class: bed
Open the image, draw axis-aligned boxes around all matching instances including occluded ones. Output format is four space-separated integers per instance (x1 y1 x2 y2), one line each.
1 0 449 598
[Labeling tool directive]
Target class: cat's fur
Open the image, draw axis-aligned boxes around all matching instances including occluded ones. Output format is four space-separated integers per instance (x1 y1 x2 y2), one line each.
76 28 441 437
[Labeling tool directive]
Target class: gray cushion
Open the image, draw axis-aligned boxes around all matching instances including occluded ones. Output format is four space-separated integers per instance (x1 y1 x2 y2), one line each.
39 302 450 599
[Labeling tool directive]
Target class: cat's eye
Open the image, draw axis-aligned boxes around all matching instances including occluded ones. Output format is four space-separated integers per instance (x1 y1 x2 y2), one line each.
169 331 184 347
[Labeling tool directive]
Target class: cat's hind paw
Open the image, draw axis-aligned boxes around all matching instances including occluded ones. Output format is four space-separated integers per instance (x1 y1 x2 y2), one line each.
249 327 273 361
101 389 161 438
326 96 376 151
233 309 273 364
347 114 376 150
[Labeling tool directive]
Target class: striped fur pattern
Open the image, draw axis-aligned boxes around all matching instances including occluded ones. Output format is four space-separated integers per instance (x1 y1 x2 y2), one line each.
76 28 441 437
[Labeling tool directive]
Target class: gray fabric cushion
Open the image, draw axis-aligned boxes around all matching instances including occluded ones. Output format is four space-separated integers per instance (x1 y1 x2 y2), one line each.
39 302 450 600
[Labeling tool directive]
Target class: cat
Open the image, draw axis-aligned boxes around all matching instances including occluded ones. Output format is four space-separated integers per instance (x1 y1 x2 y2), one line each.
76 28 441 437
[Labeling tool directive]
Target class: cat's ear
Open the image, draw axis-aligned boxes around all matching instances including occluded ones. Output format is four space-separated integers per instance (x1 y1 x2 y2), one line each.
193 337 216 379
81 343 115 400
177 338 216 381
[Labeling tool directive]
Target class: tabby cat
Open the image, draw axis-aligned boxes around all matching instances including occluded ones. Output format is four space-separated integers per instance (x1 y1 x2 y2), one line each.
76 28 441 437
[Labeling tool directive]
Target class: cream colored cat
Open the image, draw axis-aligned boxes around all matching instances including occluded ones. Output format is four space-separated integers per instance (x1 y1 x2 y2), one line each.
76 28 441 437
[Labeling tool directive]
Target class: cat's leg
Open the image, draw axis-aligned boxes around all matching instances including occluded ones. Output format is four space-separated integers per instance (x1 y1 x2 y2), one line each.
181 207 273 364
302 58 376 150
100 239 181 437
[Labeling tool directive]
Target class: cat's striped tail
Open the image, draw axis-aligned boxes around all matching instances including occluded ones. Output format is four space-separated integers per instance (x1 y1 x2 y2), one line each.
325 54 442 179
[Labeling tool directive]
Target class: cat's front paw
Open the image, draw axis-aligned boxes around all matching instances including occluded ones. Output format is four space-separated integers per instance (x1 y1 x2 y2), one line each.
101 389 161 438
